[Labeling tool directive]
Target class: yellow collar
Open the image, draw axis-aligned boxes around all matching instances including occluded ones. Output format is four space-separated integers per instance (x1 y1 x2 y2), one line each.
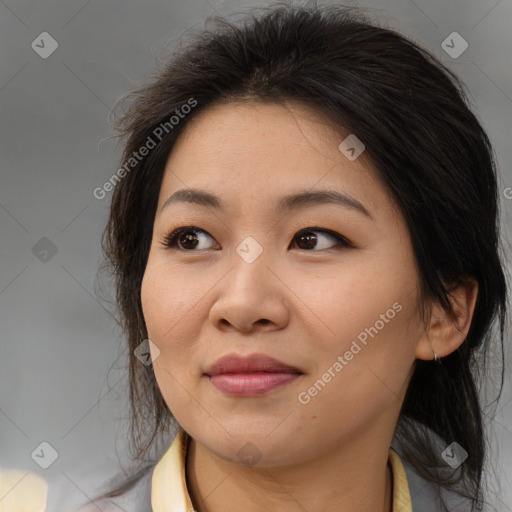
152 428 412 512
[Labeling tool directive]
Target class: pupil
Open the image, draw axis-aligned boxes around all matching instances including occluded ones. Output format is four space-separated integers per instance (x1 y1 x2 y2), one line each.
299 232 317 249
181 231 199 249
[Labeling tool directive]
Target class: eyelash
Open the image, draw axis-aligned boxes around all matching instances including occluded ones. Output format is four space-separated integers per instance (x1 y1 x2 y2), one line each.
159 225 353 252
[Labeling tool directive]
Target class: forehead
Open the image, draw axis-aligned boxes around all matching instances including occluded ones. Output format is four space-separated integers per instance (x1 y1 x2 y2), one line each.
156 100 395 220
166 99 355 172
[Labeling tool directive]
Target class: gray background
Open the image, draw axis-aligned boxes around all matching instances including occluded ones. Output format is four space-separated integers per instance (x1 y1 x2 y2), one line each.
0 0 511 510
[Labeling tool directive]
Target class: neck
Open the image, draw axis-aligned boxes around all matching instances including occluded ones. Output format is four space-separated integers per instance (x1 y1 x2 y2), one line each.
185 434 394 512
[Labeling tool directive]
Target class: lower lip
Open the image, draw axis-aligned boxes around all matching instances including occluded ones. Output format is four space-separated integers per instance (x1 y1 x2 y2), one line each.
207 372 301 396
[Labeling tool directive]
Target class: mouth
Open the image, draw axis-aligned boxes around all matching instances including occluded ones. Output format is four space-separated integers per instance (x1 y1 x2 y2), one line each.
206 372 302 396
204 353 303 396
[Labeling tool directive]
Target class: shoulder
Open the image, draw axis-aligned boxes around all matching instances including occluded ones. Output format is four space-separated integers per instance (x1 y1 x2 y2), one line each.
74 464 155 512
0 468 48 510
74 429 185 512
401 457 478 512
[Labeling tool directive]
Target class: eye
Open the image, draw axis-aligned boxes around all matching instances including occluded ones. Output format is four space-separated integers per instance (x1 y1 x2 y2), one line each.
160 226 219 251
290 227 352 251
160 226 352 251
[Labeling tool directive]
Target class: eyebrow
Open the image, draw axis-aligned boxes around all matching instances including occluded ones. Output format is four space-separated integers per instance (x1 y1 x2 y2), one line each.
160 187 373 219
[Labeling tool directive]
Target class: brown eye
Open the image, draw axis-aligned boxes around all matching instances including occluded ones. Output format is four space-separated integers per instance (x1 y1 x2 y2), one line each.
295 231 318 250
177 230 200 250
291 228 351 251
161 227 218 251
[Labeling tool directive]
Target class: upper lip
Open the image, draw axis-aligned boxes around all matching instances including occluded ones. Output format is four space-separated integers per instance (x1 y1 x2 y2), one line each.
205 353 303 376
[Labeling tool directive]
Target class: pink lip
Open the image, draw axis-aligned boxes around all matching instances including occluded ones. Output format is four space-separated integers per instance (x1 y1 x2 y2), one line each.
205 353 303 396
208 372 301 396
205 353 301 376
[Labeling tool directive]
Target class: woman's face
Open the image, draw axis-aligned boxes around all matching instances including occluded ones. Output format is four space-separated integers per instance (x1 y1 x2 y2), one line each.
141 100 427 466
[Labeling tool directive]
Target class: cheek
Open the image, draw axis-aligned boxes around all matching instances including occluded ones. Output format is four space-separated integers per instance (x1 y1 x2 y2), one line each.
141 261 205 418
292 258 420 405
140 255 222 391
296 301 418 436
289 259 406 354
141 256 205 343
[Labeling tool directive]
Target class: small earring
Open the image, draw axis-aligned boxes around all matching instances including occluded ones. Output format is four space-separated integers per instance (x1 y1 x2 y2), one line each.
433 349 441 363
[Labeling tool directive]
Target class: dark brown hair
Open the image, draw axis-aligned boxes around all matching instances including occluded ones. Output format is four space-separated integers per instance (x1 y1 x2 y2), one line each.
88 3 509 510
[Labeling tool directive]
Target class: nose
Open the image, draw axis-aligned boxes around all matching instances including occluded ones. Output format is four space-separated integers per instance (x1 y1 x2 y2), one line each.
208 242 290 334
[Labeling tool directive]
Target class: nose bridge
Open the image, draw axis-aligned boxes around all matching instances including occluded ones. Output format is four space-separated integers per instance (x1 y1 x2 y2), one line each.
235 234 267 266
222 229 283 301
225 233 268 291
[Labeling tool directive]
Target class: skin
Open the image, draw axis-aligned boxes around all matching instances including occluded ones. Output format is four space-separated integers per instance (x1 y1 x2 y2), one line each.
140 100 478 512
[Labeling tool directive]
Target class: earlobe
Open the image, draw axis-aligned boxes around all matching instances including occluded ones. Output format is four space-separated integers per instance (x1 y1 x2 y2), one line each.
415 278 479 361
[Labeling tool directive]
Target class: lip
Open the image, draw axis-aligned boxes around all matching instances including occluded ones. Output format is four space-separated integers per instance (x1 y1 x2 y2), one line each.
205 353 303 396
205 353 302 376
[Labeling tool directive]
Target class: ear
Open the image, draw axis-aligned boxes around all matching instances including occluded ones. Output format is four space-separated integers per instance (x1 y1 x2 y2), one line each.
415 277 479 361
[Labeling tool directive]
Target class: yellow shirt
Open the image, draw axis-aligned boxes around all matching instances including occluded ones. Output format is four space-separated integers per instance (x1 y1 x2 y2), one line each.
0 469 48 512
151 428 413 512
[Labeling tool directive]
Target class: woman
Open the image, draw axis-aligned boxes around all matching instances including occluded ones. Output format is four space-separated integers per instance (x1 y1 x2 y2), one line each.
78 3 508 511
